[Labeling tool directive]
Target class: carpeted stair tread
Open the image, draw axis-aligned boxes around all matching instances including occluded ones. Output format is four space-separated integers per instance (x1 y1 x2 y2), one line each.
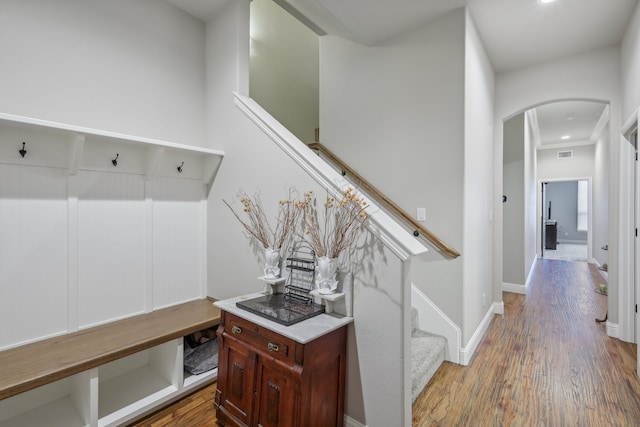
411 307 447 403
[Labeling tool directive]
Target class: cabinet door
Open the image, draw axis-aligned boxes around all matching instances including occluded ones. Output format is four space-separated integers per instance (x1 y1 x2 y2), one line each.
219 338 257 426
254 359 297 427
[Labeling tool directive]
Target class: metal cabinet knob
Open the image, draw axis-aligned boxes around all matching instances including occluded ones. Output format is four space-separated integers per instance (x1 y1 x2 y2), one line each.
232 325 242 334
268 342 279 352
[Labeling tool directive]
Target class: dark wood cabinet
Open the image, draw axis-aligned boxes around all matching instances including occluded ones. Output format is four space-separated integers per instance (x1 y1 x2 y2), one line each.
214 311 347 427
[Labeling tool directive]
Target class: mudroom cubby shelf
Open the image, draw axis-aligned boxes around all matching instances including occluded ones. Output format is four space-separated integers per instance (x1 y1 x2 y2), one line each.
0 112 224 184
0 372 91 427
0 299 221 427
97 340 180 426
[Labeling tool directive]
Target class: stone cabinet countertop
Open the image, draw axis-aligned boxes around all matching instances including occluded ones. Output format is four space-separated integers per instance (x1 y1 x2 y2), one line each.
214 292 353 344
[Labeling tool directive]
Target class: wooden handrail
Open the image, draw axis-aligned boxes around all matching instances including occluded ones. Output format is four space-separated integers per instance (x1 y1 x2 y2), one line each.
308 142 461 258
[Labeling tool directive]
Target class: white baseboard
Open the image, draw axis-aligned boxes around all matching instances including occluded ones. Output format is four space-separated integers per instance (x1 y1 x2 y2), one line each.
503 258 537 295
606 321 619 338
344 414 366 427
459 304 495 366
502 282 526 294
411 284 461 364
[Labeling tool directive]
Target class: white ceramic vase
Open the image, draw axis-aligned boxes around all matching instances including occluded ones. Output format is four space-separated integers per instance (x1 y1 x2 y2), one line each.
315 256 339 294
264 247 281 279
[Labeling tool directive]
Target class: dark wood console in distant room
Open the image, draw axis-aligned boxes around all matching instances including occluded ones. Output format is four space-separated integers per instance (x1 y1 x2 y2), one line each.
214 310 347 427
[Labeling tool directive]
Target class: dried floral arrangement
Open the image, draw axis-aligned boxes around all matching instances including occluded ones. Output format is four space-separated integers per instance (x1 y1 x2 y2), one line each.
295 188 369 259
224 190 297 250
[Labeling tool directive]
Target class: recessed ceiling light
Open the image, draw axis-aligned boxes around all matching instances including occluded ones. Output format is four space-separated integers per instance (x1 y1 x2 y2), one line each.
561 135 571 140
539 0 556 3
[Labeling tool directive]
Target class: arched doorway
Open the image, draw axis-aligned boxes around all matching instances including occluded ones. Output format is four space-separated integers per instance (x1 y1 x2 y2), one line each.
501 100 610 293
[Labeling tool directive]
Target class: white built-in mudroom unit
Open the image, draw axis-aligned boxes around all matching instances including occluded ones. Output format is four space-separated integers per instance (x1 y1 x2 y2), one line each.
0 112 224 427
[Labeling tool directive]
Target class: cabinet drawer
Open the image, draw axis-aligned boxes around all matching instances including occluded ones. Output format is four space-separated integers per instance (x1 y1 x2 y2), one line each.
224 313 295 364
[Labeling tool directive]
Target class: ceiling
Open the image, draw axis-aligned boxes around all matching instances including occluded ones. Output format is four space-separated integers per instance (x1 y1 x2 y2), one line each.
166 0 637 149
167 0 638 73
532 101 609 149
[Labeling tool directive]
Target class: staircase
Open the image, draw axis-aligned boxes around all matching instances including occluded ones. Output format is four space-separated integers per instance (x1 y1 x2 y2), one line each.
411 307 447 403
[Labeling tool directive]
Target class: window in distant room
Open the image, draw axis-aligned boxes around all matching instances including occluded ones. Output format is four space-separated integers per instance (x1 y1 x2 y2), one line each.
577 179 588 232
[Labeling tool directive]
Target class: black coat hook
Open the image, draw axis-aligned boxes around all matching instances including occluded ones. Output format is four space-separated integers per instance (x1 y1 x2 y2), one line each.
177 162 184 173
112 153 119 167
19 142 27 158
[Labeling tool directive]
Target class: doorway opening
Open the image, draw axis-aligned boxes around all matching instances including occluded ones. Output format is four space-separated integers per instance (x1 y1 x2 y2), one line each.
541 179 590 262
501 100 609 293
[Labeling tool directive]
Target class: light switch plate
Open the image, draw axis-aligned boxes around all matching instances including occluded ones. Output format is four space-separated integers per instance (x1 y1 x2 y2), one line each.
417 208 426 222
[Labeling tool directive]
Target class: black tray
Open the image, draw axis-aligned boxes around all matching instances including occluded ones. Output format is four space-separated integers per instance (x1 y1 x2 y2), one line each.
236 293 324 326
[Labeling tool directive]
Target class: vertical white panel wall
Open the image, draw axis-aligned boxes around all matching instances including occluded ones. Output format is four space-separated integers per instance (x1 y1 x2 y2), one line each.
152 178 206 309
0 117 220 350
0 165 68 348
77 172 147 328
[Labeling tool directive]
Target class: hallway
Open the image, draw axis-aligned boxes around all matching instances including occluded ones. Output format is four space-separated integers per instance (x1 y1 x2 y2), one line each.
413 259 640 426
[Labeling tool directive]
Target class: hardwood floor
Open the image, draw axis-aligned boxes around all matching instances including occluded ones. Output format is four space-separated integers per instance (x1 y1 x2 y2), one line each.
542 243 588 262
413 259 640 426
128 382 218 426
131 259 640 426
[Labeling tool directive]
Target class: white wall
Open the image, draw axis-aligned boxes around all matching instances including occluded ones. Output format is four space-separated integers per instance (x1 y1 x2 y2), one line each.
318 7 497 348
592 126 610 266
0 0 210 350
502 114 525 285
462 10 495 343
500 110 538 288
523 114 537 282
249 0 319 143
618 1 640 344
205 1 318 300
622 1 640 120
0 165 68 347
536 131 608 266
537 144 597 253
537 145 595 179
320 8 467 329
204 3 414 425
494 46 621 322
544 181 587 243
0 0 207 147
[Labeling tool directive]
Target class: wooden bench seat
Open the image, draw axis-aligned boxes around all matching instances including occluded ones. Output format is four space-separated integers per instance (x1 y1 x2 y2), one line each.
0 298 221 400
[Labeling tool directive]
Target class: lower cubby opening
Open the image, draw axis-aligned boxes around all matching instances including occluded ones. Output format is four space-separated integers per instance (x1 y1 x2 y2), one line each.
182 325 219 390
0 323 221 427
98 339 179 427
0 372 90 427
